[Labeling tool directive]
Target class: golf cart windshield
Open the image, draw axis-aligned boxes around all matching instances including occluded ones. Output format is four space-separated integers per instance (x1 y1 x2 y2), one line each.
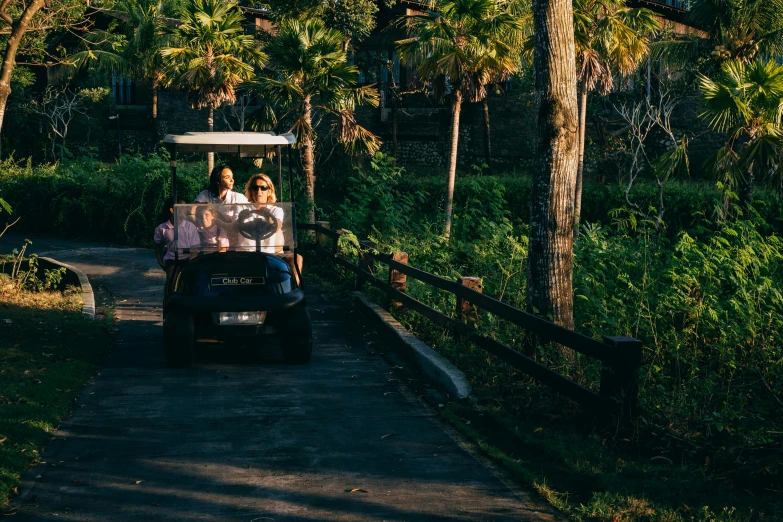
173 202 296 256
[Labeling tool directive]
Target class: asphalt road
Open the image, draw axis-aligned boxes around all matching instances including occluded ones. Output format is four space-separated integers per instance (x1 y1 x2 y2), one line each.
1 235 560 521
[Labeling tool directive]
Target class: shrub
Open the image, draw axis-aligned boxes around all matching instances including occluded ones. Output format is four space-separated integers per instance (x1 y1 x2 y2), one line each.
325 160 783 445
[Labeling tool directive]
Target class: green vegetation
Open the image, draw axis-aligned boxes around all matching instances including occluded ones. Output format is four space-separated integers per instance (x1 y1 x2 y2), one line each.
396 0 527 236
2 0 783 520
309 153 783 521
247 17 380 224
0 154 210 245
0 279 112 510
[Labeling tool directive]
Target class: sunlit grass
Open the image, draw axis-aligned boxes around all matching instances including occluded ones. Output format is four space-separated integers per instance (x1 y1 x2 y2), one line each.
0 286 112 509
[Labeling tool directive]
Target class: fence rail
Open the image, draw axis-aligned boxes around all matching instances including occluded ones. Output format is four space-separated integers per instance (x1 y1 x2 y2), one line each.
300 222 642 417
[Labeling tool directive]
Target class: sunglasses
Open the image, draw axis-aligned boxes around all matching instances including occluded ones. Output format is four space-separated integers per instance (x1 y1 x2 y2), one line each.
252 185 270 191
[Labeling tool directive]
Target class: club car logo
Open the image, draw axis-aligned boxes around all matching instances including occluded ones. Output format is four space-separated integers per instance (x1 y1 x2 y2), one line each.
210 277 265 286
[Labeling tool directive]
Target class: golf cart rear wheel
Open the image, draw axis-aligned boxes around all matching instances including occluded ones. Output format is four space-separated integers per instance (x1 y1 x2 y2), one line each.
164 312 195 368
281 305 312 364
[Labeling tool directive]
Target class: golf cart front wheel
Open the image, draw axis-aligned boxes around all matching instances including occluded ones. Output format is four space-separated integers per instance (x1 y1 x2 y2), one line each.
164 312 195 368
281 306 312 364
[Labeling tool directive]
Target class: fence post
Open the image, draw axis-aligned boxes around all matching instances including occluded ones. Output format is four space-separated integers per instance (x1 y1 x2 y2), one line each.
315 220 330 250
456 277 482 339
600 336 643 419
356 240 376 289
386 251 408 308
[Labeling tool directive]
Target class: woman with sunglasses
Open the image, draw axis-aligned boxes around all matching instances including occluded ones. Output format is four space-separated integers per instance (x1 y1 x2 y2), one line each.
239 173 284 253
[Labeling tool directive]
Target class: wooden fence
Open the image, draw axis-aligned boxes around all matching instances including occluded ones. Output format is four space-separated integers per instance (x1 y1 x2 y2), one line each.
300 222 642 417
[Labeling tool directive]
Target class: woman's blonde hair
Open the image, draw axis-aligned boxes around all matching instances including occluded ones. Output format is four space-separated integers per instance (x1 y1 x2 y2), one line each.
245 173 277 203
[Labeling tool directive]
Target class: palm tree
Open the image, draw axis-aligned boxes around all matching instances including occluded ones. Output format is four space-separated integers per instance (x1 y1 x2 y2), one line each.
247 19 379 225
161 0 266 174
573 0 658 232
68 0 173 138
687 0 783 63
477 0 532 169
396 0 524 238
527 0 579 335
124 0 171 126
699 59 783 208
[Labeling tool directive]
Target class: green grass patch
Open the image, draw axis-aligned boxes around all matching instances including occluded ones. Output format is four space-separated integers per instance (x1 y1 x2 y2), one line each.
439 401 779 522
0 287 113 508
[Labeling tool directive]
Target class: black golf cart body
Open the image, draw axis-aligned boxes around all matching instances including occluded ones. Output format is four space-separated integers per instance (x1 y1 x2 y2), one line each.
161 132 311 367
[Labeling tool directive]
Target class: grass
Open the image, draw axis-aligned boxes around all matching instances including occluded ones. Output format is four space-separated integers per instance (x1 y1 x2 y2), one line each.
0 284 113 509
440 401 779 522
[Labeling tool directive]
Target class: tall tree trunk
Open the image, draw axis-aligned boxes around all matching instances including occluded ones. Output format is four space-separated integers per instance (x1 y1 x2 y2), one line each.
482 96 492 171
0 0 48 138
207 104 214 176
444 89 463 239
302 96 316 225
151 78 159 146
387 46 398 159
574 84 588 235
528 0 580 335
740 166 755 207
392 101 398 159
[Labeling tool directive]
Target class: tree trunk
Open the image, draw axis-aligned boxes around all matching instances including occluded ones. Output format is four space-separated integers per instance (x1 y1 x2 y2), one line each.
392 101 398 159
444 89 463 239
207 104 214 176
387 46 398 159
528 0 580 335
0 0 48 137
482 96 492 170
302 96 316 225
151 78 159 145
740 167 755 206
574 84 588 235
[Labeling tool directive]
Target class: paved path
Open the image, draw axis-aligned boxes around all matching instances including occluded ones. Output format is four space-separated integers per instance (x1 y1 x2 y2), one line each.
1 236 559 521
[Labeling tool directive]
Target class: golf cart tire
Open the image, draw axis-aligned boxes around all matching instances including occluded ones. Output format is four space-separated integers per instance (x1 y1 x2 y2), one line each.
164 312 195 368
281 305 313 364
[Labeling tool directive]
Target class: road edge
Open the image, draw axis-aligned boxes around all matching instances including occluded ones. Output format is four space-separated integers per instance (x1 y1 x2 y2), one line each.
39 256 96 320
350 290 471 400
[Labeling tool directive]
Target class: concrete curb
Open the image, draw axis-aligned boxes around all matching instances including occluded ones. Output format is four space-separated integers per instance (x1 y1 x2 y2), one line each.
39 256 96 320
351 291 471 400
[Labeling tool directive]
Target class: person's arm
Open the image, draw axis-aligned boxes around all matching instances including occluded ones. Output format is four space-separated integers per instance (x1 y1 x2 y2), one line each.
154 245 166 269
153 226 167 270
218 228 229 253
272 205 284 232
180 222 201 260
271 206 285 253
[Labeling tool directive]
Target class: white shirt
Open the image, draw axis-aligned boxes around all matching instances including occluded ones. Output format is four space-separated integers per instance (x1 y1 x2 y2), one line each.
238 205 285 253
195 189 248 205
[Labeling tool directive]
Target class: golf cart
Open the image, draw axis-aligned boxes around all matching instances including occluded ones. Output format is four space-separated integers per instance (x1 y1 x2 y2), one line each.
161 132 311 367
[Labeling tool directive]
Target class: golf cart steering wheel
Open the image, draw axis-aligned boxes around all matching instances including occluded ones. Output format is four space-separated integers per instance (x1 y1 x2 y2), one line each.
237 208 279 242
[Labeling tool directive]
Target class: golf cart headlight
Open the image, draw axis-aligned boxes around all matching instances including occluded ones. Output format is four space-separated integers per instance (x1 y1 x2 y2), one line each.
216 311 267 325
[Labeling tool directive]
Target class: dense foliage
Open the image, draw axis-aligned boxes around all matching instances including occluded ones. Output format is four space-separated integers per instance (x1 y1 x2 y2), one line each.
0 155 204 245
329 154 783 450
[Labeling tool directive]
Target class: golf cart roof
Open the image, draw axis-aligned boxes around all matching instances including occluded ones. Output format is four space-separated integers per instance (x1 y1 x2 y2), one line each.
162 132 296 154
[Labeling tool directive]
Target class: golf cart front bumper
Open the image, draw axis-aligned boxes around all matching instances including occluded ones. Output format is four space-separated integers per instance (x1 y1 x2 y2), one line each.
166 288 305 313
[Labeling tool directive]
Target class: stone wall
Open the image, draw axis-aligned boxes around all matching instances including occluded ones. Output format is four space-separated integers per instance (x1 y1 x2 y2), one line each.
357 92 539 171
157 91 237 136
669 95 727 174
118 90 720 177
